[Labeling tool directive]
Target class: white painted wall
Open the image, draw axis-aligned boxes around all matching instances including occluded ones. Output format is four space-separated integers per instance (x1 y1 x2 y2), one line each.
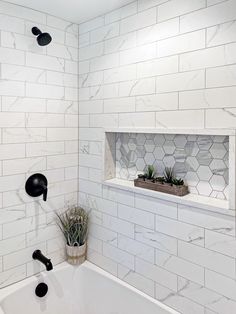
78 1 236 314
0 0 78 287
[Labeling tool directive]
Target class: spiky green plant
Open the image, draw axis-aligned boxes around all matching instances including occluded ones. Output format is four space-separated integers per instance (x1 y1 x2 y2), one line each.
56 206 89 247
157 176 165 184
164 167 175 184
172 178 184 186
145 165 156 180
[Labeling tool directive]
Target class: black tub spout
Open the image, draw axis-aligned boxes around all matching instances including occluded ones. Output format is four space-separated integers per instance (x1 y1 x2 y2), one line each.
32 250 53 271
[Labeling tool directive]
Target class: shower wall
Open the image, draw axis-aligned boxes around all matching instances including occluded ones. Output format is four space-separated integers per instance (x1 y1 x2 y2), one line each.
78 1 236 314
0 0 78 287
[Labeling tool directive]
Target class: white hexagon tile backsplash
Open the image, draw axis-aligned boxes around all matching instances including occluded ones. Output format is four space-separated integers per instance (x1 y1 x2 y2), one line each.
116 133 229 200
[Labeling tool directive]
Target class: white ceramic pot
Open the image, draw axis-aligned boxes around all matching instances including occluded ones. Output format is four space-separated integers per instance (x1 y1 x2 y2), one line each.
66 243 86 265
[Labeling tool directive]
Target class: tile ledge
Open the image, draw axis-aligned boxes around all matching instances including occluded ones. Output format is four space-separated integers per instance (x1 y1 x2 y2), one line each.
103 178 234 216
104 127 236 136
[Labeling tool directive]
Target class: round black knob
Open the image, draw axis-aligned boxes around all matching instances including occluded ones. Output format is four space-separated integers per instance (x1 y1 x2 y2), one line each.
25 173 48 201
35 282 48 298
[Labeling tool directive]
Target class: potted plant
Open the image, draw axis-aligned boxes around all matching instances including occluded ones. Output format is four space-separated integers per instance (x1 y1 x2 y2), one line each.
57 206 89 265
134 166 189 197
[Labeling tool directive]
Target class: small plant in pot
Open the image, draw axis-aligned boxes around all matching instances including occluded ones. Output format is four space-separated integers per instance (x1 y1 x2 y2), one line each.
135 165 188 196
57 206 88 265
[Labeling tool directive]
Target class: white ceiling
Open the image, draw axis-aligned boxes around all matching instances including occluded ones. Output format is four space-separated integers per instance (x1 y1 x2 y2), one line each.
6 0 133 24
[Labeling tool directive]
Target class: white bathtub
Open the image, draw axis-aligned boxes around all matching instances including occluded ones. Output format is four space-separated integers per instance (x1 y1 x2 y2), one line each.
0 261 179 314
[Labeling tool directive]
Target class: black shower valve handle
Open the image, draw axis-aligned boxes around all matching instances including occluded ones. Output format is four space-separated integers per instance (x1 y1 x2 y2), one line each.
43 187 48 202
25 173 48 202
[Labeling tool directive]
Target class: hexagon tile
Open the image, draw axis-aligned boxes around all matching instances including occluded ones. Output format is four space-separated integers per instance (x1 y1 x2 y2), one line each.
115 133 229 200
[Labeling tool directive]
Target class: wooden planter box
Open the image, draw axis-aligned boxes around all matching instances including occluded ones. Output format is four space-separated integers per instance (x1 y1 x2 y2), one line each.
134 178 189 197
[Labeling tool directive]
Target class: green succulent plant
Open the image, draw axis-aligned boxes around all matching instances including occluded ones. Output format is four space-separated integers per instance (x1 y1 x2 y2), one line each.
145 165 156 180
164 167 175 184
56 206 89 247
157 176 165 184
172 178 184 186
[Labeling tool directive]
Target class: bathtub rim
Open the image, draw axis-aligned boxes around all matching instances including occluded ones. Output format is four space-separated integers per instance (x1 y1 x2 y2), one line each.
0 261 180 314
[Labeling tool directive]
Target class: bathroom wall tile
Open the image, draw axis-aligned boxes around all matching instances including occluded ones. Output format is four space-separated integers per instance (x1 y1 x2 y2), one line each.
158 0 205 22
180 0 236 33
0 144 25 160
26 142 65 157
178 205 235 236
138 55 178 78
0 3 79 287
79 16 104 35
156 215 205 246
105 2 137 24
205 269 236 301
47 128 78 141
104 64 137 83
87 249 117 276
135 257 178 291
3 243 47 270
178 240 235 278
90 53 119 71
3 157 46 176
104 32 136 54
155 249 205 285
0 204 25 224
103 214 135 238
120 8 156 34
135 195 178 218
118 204 155 229
79 42 104 61
1 64 46 83
26 83 64 99
104 98 135 113
0 47 25 65
205 230 236 258
0 81 25 97
156 70 205 93
135 93 178 112
157 30 205 57
206 64 236 88
0 235 26 257
66 60 78 74
207 20 236 47
26 113 64 127
0 1 46 23
103 242 135 270
118 234 154 263
119 78 156 97
135 225 178 255
137 17 179 45
0 265 26 289
118 264 155 297
122 43 156 66
90 22 119 44
26 52 65 71
138 0 168 11
156 110 205 128
0 174 24 193
0 13 25 33
2 97 47 113
156 282 205 314
206 108 236 128
119 112 156 127
179 46 227 71
179 86 236 109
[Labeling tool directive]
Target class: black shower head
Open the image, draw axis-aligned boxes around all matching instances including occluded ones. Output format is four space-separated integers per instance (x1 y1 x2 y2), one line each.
32 27 52 46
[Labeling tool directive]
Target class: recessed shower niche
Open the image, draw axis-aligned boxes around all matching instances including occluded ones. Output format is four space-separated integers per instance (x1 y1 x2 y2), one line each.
103 128 236 211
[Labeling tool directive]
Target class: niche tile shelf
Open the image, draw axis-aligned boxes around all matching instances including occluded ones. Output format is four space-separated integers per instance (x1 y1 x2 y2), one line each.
103 128 236 213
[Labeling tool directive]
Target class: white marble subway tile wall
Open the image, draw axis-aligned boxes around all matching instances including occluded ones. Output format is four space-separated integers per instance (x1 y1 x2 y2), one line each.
78 1 236 314
0 1 78 287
